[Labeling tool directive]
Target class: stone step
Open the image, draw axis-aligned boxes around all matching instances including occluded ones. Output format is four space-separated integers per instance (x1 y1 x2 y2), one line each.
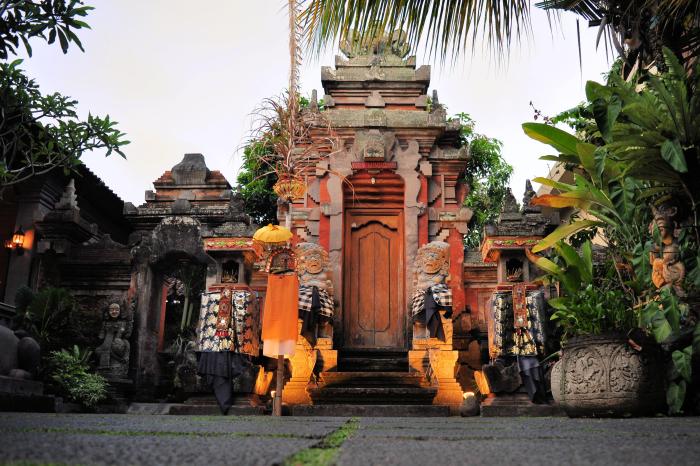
480 395 565 417
319 371 427 387
310 386 437 404
338 351 409 372
289 404 450 417
168 404 266 415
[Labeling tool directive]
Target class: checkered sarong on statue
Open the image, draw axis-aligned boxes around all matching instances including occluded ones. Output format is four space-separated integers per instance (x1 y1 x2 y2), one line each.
410 283 452 318
298 285 334 319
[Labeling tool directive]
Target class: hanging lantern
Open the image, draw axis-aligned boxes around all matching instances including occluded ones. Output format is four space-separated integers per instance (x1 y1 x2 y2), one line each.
5 227 24 251
273 174 306 202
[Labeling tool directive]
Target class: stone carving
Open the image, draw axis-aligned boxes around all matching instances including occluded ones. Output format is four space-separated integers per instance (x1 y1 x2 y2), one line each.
296 243 334 295
295 242 334 338
95 303 132 379
363 131 386 161
0 325 40 380
413 241 450 291
339 29 410 58
649 204 686 296
550 335 665 416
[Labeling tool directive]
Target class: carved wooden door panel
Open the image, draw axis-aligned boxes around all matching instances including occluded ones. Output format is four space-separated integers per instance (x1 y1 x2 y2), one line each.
343 210 404 349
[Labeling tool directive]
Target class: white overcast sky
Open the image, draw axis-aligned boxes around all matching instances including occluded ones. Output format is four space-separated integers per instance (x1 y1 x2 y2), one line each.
16 0 611 205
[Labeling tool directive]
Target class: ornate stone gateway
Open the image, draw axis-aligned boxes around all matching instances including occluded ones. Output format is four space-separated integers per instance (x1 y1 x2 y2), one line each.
291 33 471 355
284 33 471 411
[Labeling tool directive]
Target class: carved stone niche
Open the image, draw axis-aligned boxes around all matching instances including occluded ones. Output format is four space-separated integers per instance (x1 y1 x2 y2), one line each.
364 133 385 161
352 129 395 163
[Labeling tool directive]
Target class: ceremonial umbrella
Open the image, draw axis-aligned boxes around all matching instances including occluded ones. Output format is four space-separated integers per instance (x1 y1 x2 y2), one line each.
253 224 293 245
253 223 294 416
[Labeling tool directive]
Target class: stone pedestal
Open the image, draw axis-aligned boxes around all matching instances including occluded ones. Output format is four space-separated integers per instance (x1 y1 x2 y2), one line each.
282 320 317 405
315 337 338 373
409 312 463 412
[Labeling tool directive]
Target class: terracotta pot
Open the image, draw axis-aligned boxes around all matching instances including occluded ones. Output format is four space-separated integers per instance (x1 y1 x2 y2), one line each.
551 334 665 417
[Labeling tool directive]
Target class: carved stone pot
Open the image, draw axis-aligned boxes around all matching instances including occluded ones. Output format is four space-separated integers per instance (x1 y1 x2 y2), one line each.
551 334 665 417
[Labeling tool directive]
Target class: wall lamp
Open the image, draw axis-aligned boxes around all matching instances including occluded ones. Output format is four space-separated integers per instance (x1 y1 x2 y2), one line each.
4 227 25 255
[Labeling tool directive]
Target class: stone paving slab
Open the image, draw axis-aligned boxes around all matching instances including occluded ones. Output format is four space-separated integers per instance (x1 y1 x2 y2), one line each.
0 431 316 466
0 413 348 437
336 437 700 466
1 414 699 466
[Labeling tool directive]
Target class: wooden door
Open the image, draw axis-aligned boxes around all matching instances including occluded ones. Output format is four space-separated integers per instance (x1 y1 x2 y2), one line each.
343 210 404 349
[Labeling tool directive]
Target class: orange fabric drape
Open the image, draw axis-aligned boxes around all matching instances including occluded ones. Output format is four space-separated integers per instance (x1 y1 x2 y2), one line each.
262 273 299 357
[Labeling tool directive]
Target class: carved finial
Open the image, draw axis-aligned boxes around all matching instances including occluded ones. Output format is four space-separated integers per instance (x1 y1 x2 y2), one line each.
502 188 519 213
432 90 440 106
522 179 540 213
55 179 79 210
339 29 410 58
309 89 319 112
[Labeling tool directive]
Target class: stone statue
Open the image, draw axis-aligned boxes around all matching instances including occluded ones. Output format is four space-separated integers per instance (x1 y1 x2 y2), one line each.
411 241 452 340
339 29 410 58
649 204 686 296
295 242 334 340
95 303 132 379
413 241 450 291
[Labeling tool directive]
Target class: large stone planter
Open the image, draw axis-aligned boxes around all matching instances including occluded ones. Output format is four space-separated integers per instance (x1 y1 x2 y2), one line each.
551 334 665 417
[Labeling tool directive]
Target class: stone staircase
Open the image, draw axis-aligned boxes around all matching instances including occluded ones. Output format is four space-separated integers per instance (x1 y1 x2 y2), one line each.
291 350 449 416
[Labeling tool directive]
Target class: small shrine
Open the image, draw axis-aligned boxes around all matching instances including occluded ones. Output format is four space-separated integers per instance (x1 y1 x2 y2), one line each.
477 181 557 412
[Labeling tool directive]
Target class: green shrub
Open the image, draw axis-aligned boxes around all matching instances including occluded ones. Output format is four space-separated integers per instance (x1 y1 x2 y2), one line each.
47 345 107 408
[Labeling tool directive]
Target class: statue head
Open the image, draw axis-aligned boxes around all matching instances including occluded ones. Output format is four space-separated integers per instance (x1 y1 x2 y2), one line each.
295 242 329 276
651 203 679 244
108 303 121 320
416 241 450 276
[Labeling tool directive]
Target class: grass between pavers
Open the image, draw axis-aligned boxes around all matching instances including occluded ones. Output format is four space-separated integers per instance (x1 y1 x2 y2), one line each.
284 418 360 466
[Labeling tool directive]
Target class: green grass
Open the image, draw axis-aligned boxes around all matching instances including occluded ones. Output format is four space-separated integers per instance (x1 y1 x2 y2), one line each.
284 418 360 466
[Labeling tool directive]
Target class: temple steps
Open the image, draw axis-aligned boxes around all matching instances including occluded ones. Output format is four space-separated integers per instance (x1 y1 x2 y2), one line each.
320 371 426 387
310 386 437 405
309 350 440 408
338 350 409 372
289 404 449 417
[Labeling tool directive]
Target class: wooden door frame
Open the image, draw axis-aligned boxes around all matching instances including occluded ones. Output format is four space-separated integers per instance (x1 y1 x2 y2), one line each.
342 207 406 351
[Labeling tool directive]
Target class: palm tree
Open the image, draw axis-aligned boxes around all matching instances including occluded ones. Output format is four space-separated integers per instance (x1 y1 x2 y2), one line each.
301 0 699 74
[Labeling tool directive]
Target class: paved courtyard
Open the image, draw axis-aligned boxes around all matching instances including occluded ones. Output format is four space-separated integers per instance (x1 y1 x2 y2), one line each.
1 413 699 465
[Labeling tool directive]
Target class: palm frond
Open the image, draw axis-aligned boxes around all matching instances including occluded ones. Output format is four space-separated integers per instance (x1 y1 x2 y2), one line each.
301 0 531 62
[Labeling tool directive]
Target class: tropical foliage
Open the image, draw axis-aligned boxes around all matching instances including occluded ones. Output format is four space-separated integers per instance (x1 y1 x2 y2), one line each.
0 0 92 59
47 345 107 408
456 113 513 249
0 2 128 197
13 286 76 353
525 48 700 413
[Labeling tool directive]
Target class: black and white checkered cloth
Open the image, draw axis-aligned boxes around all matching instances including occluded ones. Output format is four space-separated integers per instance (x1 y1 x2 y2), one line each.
298 285 334 318
410 283 452 318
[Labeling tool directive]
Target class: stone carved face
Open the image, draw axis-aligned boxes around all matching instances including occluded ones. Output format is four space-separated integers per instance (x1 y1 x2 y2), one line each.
108 303 121 319
295 242 329 277
415 241 450 282
364 138 385 161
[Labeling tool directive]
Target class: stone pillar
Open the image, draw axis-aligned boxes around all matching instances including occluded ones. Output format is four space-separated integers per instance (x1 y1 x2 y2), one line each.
409 311 463 412
281 320 317 405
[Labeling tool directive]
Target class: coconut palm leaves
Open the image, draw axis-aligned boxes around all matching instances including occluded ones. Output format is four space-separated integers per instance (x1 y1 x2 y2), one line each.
301 0 532 61
537 1 700 76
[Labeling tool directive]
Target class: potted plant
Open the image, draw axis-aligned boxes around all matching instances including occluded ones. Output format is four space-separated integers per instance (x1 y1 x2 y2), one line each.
530 241 665 416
